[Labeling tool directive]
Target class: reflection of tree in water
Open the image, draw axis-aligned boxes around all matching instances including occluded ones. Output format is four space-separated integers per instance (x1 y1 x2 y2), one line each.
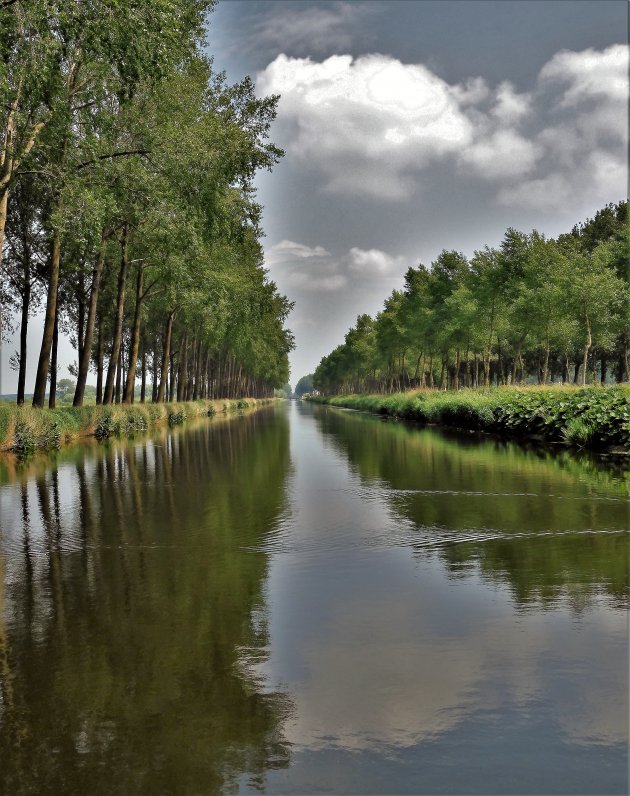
0 409 293 794
314 407 629 609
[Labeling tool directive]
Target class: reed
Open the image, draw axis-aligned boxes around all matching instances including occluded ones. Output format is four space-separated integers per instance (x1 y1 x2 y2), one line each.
0 398 274 453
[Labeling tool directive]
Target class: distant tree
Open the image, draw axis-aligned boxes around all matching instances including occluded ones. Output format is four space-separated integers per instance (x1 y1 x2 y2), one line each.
295 374 314 396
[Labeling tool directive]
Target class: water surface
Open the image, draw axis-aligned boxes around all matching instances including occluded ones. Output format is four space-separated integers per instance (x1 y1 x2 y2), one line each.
0 402 628 794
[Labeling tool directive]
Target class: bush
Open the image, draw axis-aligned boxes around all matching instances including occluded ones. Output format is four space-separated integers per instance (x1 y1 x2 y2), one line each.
168 408 186 426
309 386 630 450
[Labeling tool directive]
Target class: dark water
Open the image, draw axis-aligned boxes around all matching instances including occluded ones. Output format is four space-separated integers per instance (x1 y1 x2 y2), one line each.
0 402 628 794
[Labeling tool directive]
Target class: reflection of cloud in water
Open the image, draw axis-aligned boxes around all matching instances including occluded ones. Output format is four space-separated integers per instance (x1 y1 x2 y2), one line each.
272 581 627 754
259 405 629 762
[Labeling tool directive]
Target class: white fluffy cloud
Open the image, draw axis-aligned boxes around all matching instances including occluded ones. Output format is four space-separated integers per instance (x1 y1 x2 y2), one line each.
266 240 407 292
459 129 542 179
257 44 627 206
270 240 331 260
346 247 407 275
498 44 628 210
258 52 473 198
539 44 628 105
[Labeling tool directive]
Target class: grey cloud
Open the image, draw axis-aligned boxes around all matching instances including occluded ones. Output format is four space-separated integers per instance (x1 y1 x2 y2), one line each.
266 240 409 292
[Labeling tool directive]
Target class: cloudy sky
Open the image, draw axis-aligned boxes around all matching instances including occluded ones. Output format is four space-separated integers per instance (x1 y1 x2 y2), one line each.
207 0 628 386
1 0 627 392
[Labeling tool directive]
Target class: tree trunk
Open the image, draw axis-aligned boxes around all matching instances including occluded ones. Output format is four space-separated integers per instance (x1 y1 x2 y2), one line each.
77 272 85 364
497 338 505 385
103 226 128 404
157 312 174 403
115 345 122 404
96 318 104 405
140 340 147 403
169 350 176 402
193 338 202 400
186 336 196 401
32 229 62 407
151 346 159 403
177 334 187 402
48 308 59 409
454 349 461 390
73 240 106 406
541 330 550 385
511 338 525 385
439 357 447 390
600 353 607 385
123 265 144 403
16 268 30 406
0 190 8 276
581 316 591 387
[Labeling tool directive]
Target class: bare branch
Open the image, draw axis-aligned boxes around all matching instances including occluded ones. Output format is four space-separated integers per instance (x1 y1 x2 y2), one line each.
75 150 151 171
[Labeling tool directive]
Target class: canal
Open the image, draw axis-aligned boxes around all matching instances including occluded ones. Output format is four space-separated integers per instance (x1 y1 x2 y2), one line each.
0 401 628 794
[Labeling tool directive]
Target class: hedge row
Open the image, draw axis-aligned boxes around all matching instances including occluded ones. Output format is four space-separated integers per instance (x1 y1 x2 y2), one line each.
307 387 630 450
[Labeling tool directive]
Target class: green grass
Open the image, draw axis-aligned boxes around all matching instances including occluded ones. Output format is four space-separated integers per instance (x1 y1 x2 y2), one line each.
0 398 274 454
307 386 630 450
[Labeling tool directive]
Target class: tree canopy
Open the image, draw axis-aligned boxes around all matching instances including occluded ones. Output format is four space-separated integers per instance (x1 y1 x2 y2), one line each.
1 0 293 407
314 201 628 394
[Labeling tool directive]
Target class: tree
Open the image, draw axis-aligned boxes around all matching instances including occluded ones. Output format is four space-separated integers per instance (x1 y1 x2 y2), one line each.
295 374 314 397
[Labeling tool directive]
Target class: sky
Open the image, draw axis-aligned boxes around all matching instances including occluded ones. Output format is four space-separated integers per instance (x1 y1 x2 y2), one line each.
207 0 628 386
1 0 628 392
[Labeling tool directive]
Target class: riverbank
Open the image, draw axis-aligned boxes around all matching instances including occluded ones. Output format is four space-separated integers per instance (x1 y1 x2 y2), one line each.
0 398 275 454
306 386 630 451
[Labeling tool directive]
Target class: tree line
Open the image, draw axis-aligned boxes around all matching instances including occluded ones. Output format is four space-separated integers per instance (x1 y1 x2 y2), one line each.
1 0 294 408
313 201 628 395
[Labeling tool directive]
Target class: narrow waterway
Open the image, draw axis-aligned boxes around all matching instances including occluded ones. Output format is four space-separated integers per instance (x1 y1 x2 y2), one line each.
0 402 628 794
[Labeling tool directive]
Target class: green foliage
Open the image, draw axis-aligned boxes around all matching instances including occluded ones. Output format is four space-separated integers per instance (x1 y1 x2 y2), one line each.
0 399 274 452
295 374 314 397
2 1 292 409
168 408 186 426
314 202 628 395
309 386 630 450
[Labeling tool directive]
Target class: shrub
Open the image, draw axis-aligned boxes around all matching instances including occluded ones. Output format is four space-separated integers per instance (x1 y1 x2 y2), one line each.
168 408 186 426
308 386 630 450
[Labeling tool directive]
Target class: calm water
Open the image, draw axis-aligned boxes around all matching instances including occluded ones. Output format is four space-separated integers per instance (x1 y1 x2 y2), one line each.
0 402 628 794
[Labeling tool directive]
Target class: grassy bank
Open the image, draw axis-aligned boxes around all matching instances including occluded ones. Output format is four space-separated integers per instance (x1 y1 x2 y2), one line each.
0 398 274 454
307 386 630 450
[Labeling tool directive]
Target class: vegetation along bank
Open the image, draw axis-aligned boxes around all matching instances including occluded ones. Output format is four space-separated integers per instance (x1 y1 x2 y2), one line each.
307 387 630 451
0 399 274 455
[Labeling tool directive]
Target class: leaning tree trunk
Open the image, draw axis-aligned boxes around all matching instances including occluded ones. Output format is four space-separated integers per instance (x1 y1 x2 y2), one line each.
103 227 129 404
73 239 107 406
